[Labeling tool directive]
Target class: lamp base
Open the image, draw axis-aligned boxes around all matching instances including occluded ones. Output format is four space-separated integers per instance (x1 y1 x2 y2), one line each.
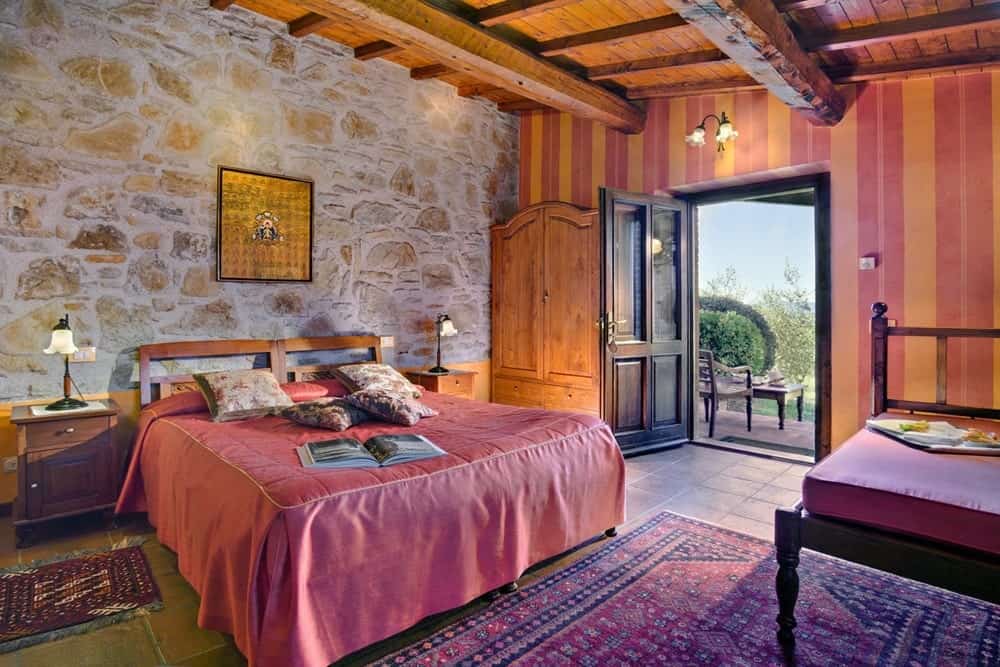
426 366 450 375
45 396 89 411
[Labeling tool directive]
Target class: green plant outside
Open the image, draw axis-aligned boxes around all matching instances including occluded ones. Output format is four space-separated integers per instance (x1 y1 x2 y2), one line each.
699 311 767 375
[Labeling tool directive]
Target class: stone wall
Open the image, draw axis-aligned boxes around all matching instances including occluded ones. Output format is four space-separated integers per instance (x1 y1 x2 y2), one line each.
0 0 519 401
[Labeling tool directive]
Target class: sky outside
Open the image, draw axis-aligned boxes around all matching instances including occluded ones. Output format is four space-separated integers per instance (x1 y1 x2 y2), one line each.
697 200 816 302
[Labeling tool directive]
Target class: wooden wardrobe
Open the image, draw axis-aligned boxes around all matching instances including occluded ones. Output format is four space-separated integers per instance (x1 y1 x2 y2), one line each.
491 201 601 416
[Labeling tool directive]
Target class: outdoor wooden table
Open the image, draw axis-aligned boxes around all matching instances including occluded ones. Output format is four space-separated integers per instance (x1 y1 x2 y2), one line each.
751 383 805 430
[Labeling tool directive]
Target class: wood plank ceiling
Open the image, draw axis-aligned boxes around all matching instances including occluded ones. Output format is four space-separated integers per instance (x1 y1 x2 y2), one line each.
216 0 1000 132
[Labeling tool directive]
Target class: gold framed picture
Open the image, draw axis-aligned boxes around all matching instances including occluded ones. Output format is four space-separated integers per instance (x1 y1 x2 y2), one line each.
216 166 313 282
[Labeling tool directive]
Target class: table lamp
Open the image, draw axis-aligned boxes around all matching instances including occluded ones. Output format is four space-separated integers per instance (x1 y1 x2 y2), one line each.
428 313 458 374
43 313 88 411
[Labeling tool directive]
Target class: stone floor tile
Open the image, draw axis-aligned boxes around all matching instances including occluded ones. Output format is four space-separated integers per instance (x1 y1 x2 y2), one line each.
752 485 801 506
147 599 226 664
728 497 778 524
716 513 773 541
771 471 808 492
176 643 248 667
674 486 746 514
736 456 793 474
720 464 783 484
624 486 671 522
0 521 19 569
14 619 160 667
657 497 728 524
699 473 764 497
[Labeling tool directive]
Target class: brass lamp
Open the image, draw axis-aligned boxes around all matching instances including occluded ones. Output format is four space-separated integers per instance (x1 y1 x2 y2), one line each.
43 313 88 411
428 313 458 374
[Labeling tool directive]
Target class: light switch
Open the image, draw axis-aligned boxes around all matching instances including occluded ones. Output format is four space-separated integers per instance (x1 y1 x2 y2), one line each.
859 256 877 271
379 336 395 348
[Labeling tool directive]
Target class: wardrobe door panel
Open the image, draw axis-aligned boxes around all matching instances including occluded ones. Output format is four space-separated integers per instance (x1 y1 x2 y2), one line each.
492 210 544 381
543 209 600 390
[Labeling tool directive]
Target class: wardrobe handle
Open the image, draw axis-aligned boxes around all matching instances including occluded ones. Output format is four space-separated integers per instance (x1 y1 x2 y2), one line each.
542 290 549 303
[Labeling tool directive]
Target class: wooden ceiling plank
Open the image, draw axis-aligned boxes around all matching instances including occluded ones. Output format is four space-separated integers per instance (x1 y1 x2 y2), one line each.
296 0 646 132
475 0 580 26
210 0 236 9
774 0 837 12
585 49 729 80
662 0 845 125
825 45 1000 81
289 12 336 37
627 77 762 99
354 39 403 59
411 63 453 79
803 4 1000 52
537 14 688 56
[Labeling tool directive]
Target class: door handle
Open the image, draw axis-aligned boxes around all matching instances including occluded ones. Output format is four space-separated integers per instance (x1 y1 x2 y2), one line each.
606 318 616 346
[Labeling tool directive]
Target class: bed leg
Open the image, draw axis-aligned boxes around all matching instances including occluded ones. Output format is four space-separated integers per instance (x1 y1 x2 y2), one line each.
604 526 618 538
774 505 802 648
500 582 518 594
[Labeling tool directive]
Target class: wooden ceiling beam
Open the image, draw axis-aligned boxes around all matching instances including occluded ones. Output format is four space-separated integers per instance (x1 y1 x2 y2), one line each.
289 12 335 37
411 63 453 79
474 0 580 26
537 14 688 56
803 4 1000 52
209 0 236 9
586 49 729 81
296 0 646 132
457 83 504 97
662 0 844 125
498 99 551 112
773 0 836 12
354 40 403 60
627 47 1000 99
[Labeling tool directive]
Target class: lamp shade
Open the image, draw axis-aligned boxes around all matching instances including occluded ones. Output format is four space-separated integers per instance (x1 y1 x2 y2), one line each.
439 316 458 337
43 315 78 355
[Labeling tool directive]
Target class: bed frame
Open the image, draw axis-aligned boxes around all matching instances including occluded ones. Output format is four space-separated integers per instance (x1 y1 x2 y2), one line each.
138 335 383 406
774 302 1000 647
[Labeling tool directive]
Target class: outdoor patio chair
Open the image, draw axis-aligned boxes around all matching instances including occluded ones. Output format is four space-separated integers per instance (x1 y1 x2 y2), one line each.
698 349 753 438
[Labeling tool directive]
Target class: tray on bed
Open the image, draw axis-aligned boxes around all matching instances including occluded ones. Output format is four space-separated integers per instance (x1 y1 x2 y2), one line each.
866 419 1000 456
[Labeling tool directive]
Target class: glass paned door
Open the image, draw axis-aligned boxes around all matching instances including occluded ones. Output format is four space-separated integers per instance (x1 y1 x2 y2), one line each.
601 189 690 453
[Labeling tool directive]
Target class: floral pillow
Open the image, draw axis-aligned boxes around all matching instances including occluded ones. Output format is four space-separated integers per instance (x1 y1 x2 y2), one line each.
345 389 438 426
192 369 293 422
282 398 370 432
333 363 422 398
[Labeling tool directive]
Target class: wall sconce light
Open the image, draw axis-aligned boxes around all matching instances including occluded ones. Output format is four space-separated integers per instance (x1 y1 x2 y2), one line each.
685 111 738 152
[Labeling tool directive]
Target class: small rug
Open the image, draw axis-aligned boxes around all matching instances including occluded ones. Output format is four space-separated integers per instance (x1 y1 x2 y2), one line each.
377 512 1000 666
0 538 162 653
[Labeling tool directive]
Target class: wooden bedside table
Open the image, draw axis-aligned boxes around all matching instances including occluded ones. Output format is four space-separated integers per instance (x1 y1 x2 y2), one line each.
406 370 477 400
10 399 123 546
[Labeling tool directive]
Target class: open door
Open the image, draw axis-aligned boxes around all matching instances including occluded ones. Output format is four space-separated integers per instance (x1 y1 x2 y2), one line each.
600 188 691 454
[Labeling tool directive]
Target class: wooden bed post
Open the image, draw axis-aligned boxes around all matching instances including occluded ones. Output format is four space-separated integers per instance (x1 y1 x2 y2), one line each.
870 302 888 416
774 505 802 647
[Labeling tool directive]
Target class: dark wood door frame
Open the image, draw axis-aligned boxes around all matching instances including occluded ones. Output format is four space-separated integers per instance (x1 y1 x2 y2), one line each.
678 173 832 461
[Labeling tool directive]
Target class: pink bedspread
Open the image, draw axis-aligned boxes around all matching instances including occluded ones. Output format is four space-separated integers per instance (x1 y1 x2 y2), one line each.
116 392 625 667
803 415 1000 555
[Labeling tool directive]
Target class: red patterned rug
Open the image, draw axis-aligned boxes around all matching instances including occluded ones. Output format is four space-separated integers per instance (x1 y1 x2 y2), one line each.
377 512 999 666
0 539 161 653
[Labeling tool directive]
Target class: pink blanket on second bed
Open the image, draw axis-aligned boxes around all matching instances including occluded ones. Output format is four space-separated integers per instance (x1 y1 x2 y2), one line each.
116 391 625 667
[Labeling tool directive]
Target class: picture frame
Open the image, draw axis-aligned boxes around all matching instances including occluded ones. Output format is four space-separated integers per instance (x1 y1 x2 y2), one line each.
216 166 314 283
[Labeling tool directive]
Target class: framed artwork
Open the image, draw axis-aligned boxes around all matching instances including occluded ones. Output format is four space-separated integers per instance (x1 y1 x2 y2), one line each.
216 166 314 282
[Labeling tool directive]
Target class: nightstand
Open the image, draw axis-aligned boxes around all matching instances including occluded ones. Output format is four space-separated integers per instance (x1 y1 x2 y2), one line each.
406 370 477 400
10 399 123 547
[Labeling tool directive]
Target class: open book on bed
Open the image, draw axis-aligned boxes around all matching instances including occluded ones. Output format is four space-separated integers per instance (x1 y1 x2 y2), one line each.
296 434 446 469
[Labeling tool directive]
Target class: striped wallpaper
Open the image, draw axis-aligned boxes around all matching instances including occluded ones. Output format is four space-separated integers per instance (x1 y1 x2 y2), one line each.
518 72 1000 447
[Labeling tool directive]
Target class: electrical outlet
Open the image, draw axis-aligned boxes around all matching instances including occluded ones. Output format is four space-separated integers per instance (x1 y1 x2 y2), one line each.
379 336 395 348
70 346 96 363
2 457 16 474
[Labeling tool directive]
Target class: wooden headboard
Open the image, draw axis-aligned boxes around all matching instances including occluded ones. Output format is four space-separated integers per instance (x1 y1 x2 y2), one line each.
138 335 382 406
871 302 1000 420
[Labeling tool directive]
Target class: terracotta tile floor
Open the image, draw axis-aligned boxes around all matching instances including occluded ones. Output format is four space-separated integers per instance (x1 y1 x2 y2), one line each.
1 444 809 667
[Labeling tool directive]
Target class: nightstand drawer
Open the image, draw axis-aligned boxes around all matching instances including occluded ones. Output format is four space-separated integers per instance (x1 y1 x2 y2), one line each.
24 416 111 451
435 372 475 398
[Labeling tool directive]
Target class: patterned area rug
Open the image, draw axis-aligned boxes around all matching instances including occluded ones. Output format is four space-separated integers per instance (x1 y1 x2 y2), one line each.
0 539 161 653
377 512 1000 666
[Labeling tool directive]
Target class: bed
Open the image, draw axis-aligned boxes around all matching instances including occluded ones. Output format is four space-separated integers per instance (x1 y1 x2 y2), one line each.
774 303 1000 647
115 336 626 667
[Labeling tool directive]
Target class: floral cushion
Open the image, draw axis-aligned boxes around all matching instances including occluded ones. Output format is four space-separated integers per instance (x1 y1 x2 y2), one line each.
192 369 293 422
281 398 370 431
345 389 438 426
333 363 422 398
281 379 350 402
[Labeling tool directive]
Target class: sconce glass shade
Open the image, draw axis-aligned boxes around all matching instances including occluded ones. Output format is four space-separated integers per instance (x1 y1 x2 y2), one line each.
44 317 78 355
685 125 707 146
439 316 458 337
651 237 664 255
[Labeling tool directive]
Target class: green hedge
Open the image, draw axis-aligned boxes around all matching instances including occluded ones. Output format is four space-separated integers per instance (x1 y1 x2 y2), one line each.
699 311 767 375
699 295 776 371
